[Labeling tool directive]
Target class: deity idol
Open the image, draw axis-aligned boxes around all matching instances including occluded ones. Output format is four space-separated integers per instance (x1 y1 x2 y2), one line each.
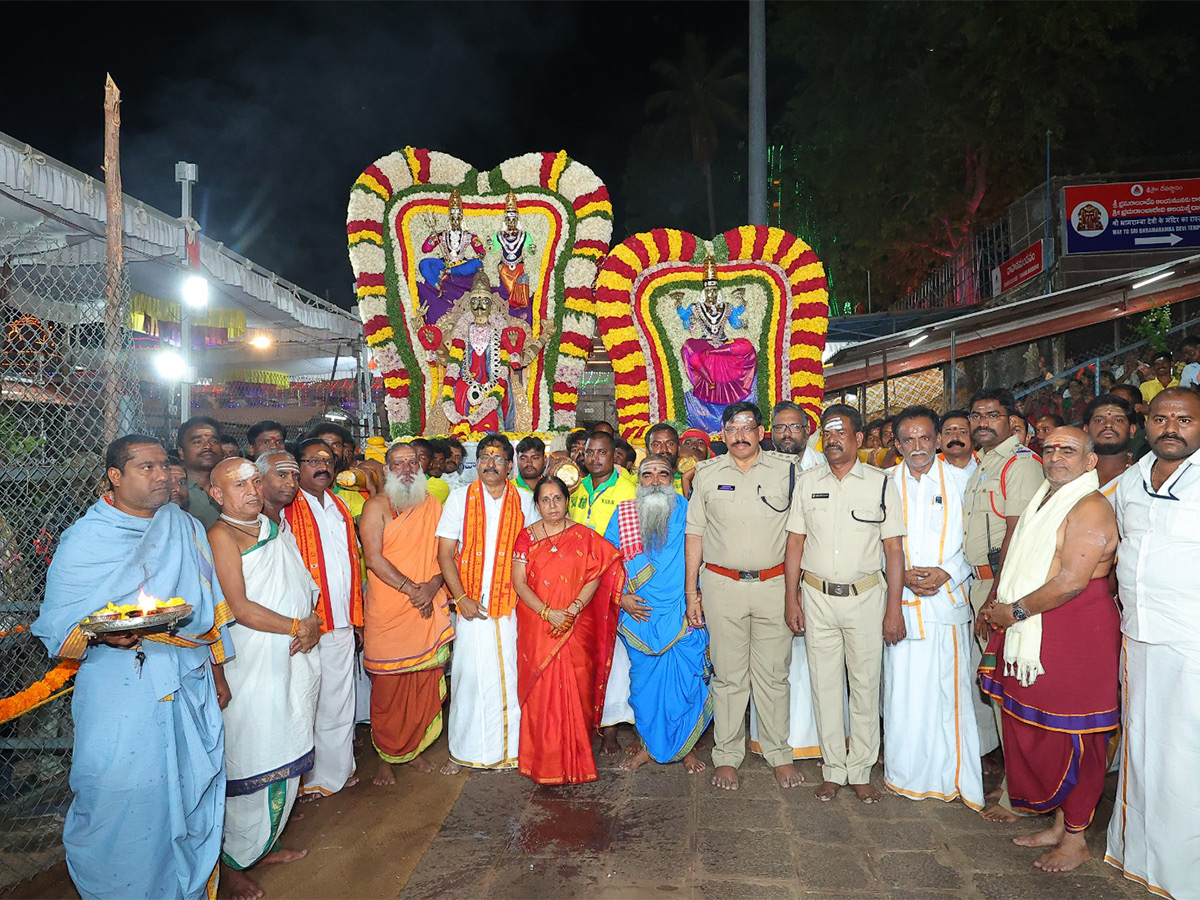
676 255 758 432
418 189 486 323
491 191 537 321
439 272 553 434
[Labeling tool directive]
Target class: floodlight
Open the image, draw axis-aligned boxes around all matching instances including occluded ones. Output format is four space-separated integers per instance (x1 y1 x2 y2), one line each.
182 274 209 308
249 335 272 349
155 350 187 381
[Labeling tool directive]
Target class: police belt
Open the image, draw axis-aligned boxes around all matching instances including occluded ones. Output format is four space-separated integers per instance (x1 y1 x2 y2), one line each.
801 571 881 597
705 562 786 582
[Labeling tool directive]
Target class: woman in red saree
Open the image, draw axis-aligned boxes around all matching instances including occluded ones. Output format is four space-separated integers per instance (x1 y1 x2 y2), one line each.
512 476 626 785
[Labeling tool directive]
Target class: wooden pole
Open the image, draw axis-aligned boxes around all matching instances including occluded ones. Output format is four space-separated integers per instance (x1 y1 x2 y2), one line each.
103 74 124 443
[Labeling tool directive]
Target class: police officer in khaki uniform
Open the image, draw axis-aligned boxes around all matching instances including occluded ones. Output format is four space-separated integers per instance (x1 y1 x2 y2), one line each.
963 387 1044 822
783 404 906 803
685 402 804 792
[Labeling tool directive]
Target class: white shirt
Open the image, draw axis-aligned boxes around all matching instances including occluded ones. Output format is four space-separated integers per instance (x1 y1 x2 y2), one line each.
1114 448 1200 647
944 453 978 479
436 483 538 611
890 459 972 626
798 445 822 472
299 488 353 629
1180 361 1199 390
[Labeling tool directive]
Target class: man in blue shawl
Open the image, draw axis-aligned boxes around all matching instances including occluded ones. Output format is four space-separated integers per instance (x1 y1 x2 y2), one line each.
33 435 233 900
604 454 712 773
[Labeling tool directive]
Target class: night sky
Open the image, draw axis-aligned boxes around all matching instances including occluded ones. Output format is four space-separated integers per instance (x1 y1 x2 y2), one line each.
5 1 751 308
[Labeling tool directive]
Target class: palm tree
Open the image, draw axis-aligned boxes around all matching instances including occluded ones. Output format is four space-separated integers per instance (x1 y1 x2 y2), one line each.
647 34 747 236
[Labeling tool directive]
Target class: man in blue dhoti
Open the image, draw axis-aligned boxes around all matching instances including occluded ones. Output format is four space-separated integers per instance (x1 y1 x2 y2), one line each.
33 435 233 900
603 454 712 773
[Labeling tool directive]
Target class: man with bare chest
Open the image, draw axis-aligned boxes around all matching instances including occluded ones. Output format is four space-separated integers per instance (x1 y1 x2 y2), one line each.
979 427 1120 874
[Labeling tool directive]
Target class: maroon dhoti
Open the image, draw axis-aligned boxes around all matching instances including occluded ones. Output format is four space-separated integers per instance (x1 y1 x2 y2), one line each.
979 577 1120 832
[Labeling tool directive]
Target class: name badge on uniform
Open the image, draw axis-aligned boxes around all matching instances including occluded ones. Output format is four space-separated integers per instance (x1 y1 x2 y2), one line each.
934 495 943 505
718 484 735 491
811 492 830 499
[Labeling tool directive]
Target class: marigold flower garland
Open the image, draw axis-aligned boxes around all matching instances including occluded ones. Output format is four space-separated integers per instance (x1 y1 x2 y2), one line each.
347 148 612 438
0 659 80 725
595 226 830 439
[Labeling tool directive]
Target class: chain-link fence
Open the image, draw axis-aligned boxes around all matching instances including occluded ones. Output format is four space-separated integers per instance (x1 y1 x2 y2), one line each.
141 374 378 452
0 218 144 888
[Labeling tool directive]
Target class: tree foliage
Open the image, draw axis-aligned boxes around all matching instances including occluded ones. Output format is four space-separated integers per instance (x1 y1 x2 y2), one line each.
769 1 1195 307
643 33 747 236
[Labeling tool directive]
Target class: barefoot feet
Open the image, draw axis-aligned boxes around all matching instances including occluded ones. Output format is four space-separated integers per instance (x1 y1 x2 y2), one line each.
851 783 882 804
1034 832 1091 873
219 865 263 900
620 748 652 772
599 726 622 757
439 760 463 775
814 780 840 802
773 763 804 789
373 762 396 786
710 765 740 790
410 754 436 774
261 848 307 865
682 752 706 774
981 803 1019 823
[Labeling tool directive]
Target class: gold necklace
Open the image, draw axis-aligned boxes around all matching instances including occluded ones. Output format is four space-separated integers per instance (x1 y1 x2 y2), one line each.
541 520 569 553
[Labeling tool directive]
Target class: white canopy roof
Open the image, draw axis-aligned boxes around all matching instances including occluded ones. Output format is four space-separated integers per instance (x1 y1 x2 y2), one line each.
0 130 361 380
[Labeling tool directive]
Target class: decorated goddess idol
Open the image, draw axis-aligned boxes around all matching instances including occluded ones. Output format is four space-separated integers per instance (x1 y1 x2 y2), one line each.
348 147 612 437
417 188 485 321
491 190 537 314
595 226 830 440
677 254 759 432
439 272 553 434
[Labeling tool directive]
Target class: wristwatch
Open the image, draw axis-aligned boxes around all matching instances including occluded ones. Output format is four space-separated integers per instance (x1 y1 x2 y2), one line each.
1011 603 1029 622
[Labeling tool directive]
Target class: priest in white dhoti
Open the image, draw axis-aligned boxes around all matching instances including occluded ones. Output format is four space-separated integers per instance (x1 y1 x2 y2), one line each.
883 408 984 810
1106 388 1200 898
436 433 538 773
208 456 323 898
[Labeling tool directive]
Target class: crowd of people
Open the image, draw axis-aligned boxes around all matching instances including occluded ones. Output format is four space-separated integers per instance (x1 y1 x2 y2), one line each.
30 373 1199 899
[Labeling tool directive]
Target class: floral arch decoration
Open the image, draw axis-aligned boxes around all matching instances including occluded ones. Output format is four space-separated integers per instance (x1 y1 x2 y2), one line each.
594 227 829 441
347 148 612 437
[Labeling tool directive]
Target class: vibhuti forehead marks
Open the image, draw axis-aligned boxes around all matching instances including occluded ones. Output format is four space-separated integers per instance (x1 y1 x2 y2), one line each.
728 412 757 428
273 459 299 474
235 461 258 481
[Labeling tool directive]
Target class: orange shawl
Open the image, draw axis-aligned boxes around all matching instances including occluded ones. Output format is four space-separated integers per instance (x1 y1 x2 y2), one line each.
364 494 453 674
285 490 363 632
458 479 523 618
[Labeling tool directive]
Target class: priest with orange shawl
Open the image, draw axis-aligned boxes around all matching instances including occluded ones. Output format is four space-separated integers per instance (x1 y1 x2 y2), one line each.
436 433 538 773
512 476 626 784
361 444 454 781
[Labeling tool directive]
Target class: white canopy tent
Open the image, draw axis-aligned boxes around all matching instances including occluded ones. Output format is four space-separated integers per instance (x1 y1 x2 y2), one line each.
0 131 362 383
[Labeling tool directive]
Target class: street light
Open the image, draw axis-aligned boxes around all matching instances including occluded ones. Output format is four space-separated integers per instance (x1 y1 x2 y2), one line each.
182 274 209 308
249 335 272 349
155 350 187 381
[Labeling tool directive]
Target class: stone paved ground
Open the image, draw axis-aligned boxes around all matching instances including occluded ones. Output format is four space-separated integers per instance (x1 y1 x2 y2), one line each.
402 727 1146 900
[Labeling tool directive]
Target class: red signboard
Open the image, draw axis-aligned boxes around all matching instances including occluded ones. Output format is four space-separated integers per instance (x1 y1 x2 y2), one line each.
1063 178 1200 254
991 239 1044 295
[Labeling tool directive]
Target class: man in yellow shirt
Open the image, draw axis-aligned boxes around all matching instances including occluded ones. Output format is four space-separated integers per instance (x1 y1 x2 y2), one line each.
569 430 638 755
1140 352 1179 405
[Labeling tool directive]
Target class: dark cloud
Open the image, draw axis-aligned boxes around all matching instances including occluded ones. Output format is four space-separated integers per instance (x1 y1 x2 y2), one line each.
5 2 748 304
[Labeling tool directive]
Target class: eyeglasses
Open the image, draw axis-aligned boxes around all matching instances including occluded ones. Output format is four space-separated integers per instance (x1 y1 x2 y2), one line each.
771 423 807 433
477 454 509 464
968 411 1005 421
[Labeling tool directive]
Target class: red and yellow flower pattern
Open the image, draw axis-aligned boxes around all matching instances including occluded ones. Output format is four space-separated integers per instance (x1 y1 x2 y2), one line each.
595 227 829 440
347 148 611 437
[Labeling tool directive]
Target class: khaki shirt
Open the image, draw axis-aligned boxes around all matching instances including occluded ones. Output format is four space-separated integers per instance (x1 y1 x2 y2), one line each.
787 461 905 583
962 434 1044 566
685 449 796 570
